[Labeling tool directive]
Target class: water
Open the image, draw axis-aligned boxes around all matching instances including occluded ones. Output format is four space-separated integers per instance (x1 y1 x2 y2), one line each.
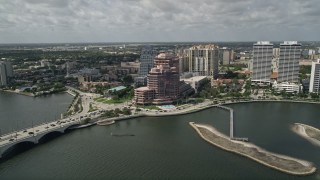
0 97 320 179
0 92 73 134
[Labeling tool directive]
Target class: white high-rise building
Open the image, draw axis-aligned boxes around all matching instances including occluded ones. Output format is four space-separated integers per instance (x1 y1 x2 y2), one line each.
309 59 320 93
251 41 273 83
187 44 220 78
278 41 301 83
0 63 7 86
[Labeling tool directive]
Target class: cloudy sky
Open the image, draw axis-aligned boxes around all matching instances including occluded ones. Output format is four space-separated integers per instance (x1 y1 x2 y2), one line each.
0 0 319 43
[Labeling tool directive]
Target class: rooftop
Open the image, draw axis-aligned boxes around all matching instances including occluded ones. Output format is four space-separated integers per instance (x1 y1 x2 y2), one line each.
108 86 127 92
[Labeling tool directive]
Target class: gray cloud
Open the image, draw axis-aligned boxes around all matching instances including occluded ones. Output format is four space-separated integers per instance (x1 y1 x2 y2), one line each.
0 0 319 43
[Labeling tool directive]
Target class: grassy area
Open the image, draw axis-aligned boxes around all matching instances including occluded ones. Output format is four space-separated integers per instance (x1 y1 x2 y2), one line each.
94 97 131 104
89 103 98 112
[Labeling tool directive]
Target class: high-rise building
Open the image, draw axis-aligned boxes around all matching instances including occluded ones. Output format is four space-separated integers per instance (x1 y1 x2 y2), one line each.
278 41 301 83
187 45 220 78
309 59 320 93
273 48 280 58
139 46 158 77
220 47 234 65
175 47 189 74
0 63 7 86
135 46 158 86
134 53 180 105
0 61 13 86
251 41 273 84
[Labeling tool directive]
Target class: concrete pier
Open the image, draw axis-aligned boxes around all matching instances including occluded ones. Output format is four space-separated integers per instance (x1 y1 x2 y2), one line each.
216 106 248 141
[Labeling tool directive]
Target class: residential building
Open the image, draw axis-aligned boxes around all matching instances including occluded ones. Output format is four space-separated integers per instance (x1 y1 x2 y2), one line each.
309 59 320 93
278 41 301 83
0 61 13 86
0 63 7 86
273 48 280 58
220 47 234 65
251 41 273 84
187 44 220 78
175 47 189 74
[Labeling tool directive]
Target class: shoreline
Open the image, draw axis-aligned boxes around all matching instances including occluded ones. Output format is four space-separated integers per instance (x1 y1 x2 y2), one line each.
189 122 317 176
0 89 35 97
292 123 320 147
0 89 72 98
97 99 320 125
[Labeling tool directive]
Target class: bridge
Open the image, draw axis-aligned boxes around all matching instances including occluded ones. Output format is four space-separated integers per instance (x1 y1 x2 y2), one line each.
216 106 248 142
0 86 100 158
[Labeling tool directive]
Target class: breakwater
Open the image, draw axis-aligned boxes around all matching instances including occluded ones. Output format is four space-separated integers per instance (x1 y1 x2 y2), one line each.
189 122 316 176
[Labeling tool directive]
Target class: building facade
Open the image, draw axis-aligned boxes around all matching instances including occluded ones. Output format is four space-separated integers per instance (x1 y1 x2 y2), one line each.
273 81 302 93
278 41 301 83
309 59 320 93
220 47 234 65
139 46 158 77
187 45 219 78
251 41 273 84
134 53 180 105
0 61 13 86
0 63 7 86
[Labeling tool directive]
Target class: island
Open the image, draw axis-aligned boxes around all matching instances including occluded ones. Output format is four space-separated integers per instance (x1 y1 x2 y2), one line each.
189 122 316 176
292 123 320 147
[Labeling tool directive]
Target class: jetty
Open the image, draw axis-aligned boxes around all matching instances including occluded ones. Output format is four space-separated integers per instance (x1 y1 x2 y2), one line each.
189 122 316 176
216 106 248 142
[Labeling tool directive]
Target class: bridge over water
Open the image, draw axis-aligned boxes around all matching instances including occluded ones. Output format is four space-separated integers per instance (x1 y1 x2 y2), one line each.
0 87 99 158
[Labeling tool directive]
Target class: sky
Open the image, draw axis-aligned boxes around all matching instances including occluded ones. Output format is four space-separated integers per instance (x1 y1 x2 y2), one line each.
0 0 319 43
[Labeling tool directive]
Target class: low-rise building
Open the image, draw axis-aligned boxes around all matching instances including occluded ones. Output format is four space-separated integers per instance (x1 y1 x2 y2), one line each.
272 81 302 93
180 76 207 93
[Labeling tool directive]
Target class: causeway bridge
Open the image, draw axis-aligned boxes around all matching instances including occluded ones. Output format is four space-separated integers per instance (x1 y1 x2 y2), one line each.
0 86 99 158
0 118 81 158
216 106 248 141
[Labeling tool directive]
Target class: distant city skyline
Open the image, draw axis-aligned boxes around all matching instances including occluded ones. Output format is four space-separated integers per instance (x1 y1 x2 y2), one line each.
0 0 320 43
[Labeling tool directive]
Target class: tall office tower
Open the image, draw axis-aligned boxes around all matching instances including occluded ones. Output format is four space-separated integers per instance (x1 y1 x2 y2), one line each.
187 44 220 78
278 41 302 83
139 46 158 77
2 61 13 77
0 63 7 86
309 59 320 93
251 41 273 84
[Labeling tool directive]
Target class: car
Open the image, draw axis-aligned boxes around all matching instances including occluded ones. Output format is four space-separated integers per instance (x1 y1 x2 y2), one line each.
23 130 28 133
9 138 15 141
28 132 34 135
